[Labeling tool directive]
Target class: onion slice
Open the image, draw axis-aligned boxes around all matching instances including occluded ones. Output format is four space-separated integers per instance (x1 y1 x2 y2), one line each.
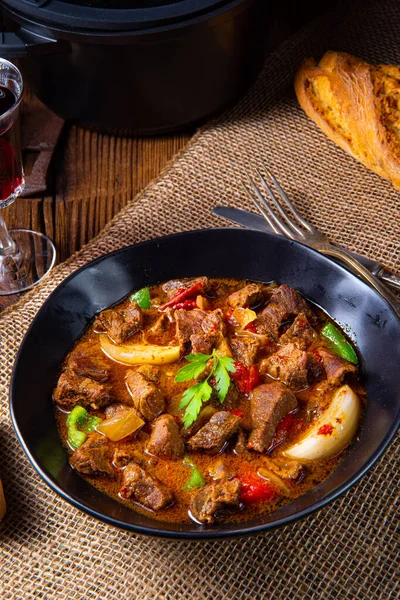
100 335 180 365
96 408 144 441
283 385 361 461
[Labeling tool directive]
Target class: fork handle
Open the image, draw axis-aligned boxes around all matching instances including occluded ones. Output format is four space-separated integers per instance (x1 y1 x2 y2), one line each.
321 246 400 319
375 267 400 291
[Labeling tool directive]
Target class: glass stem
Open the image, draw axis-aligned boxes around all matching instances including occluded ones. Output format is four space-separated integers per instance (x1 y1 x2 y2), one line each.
0 214 16 256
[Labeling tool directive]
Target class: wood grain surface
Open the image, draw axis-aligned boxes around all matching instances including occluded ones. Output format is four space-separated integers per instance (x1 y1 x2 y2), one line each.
0 1 341 312
1 126 191 311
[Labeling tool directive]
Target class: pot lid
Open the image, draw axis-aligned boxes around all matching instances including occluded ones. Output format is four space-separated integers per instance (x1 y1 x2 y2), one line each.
0 0 239 32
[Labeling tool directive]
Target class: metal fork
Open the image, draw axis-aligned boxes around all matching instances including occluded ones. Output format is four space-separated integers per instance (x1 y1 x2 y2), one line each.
243 168 400 318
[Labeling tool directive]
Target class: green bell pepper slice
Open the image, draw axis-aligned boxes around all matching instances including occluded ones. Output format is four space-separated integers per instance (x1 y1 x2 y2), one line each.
183 456 205 491
321 323 358 365
66 406 102 450
130 287 151 309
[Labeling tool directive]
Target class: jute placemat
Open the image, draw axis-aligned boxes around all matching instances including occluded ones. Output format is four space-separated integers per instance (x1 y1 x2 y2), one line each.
1 1 399 598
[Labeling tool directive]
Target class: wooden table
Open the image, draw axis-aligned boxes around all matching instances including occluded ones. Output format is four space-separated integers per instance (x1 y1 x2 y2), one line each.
1 124 192 311
0 2 338 313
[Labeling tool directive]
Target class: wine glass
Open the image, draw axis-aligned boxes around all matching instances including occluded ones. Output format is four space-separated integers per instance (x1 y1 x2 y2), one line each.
0 58 55 296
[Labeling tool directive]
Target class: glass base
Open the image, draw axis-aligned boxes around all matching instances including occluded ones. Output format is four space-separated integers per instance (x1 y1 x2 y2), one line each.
0 229 56 295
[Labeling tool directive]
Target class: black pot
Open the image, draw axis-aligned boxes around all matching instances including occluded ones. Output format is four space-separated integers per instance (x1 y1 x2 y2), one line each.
0 0 266 133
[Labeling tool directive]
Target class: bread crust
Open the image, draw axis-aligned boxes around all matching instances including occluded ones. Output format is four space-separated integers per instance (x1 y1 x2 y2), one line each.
294 51 400 189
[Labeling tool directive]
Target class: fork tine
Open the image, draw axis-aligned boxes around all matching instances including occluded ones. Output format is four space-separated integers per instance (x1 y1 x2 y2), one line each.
256 169 305 238
242 177 296 240
262 167 314 233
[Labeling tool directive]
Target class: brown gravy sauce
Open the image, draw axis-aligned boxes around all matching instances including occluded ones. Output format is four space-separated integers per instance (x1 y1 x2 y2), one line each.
54 278 365 524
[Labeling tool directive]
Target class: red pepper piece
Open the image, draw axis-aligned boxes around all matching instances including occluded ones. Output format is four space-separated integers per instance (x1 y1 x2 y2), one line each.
244 321 257 333
312 350 324 364
173 299 197 310
318 423 334 436
224 308 235 325
277 413 295 433
159 281 204 310
238 474 277 504
290 417 307 436
267 412 306 453
229 409 245 418
231 361 250 394
231 362 260 395
248 365 260 390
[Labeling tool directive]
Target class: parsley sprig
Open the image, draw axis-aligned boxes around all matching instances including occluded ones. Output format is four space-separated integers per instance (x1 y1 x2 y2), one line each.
176 350 236 428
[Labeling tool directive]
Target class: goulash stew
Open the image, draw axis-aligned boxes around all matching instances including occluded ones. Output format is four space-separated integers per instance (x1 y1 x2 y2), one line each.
53 278 364 525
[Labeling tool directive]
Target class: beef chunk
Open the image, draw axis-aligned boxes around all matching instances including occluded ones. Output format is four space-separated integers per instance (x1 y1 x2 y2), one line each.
96 301 143 344
147 414 185 459
279 313 316 350
104 403 142 421
190 333 218 355
162 276 208 299
145 309 175 344
230 336 260 367
247 383 298 453
211 382 239 411
227 283 264 308
125 370 165 421
307 352 325 381
182 405 216 440
175 308 224 354
190 478 241 524
267 457 303 481
120 462 173 511
233 428 248 455
317 347 357 386
269 285 316 323
104 403 129 418
262 343 309 390
202 309 225 334
209 460 235 481
259 285 317 339
175 309 206 345
136 364 161 385
68 346 109 382
112 445 139 469
70 433 115 476
253 308 285 340
187 411 240 453
54 371 112 410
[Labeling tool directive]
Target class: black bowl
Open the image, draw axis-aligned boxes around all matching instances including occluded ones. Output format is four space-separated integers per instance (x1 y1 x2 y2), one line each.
10 229 400 539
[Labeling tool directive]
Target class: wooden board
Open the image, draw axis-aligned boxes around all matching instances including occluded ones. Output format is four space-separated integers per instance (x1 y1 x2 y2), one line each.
1 125 191 311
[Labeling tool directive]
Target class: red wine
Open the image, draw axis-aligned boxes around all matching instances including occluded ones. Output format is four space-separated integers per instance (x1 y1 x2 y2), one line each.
0 85 24 205
0 85 16 116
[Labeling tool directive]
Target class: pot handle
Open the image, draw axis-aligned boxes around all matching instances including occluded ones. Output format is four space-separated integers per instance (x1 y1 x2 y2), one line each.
0 30 68 58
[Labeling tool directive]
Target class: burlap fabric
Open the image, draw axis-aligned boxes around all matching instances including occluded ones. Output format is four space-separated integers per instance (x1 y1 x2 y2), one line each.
1 1 399 598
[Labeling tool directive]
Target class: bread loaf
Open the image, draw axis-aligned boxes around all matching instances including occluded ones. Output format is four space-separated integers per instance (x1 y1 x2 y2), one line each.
294 51 400 189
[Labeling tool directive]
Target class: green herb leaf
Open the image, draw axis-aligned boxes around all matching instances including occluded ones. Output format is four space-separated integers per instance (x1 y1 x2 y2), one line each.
176 351 236 428
218 355 236 373
213 359 232 403
185 353 211 363
179 379 213 428
175 353 210 382
130 287 151 309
